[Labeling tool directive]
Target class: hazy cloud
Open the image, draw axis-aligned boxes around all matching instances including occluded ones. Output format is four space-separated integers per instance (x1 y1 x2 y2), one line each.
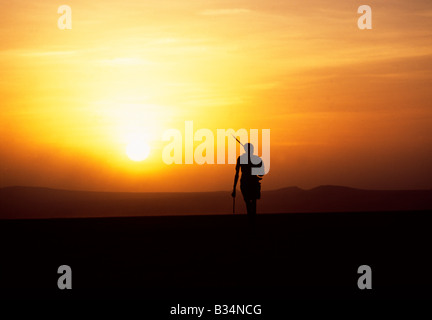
200 8 251 16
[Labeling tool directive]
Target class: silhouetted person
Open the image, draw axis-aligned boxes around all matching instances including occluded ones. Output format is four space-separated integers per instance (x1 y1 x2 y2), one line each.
232 143 264 216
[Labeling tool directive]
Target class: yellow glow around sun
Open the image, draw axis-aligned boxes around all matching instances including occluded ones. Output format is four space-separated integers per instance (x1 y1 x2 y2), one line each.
126 139 151 161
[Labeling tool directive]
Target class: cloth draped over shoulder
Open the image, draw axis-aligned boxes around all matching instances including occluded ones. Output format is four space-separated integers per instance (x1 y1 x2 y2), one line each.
236 154 264 200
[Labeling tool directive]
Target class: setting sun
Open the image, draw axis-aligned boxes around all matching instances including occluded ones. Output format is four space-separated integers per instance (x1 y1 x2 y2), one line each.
126 140 151 162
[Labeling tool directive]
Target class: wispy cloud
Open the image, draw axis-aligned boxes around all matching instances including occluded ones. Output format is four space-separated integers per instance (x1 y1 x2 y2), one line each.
199 8 251 16
18 51 77 57
96 57 155 66
247 82 281 90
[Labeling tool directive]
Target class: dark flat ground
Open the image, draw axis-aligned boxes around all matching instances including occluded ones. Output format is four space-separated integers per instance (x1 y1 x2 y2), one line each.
0 211 431 300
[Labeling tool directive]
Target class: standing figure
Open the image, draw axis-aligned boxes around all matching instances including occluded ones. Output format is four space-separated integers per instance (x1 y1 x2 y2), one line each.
232 143 264 216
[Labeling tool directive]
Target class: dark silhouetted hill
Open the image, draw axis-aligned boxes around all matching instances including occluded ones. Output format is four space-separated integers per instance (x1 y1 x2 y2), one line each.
261 185 432 213
1 185 431 219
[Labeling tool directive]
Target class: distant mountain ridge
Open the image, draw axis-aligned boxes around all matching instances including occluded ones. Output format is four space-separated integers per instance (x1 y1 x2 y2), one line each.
1 185 431 219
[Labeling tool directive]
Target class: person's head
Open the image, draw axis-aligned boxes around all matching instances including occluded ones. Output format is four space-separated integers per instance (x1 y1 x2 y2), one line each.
244 143 254 155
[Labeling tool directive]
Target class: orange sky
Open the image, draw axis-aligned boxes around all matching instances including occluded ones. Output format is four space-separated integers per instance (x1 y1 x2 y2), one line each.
0 0 431 192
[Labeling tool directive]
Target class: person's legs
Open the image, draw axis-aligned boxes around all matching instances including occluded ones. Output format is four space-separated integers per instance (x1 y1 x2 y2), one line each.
241 186 257 215
245 199 257 216
251 199 256 215
245 199 252 214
